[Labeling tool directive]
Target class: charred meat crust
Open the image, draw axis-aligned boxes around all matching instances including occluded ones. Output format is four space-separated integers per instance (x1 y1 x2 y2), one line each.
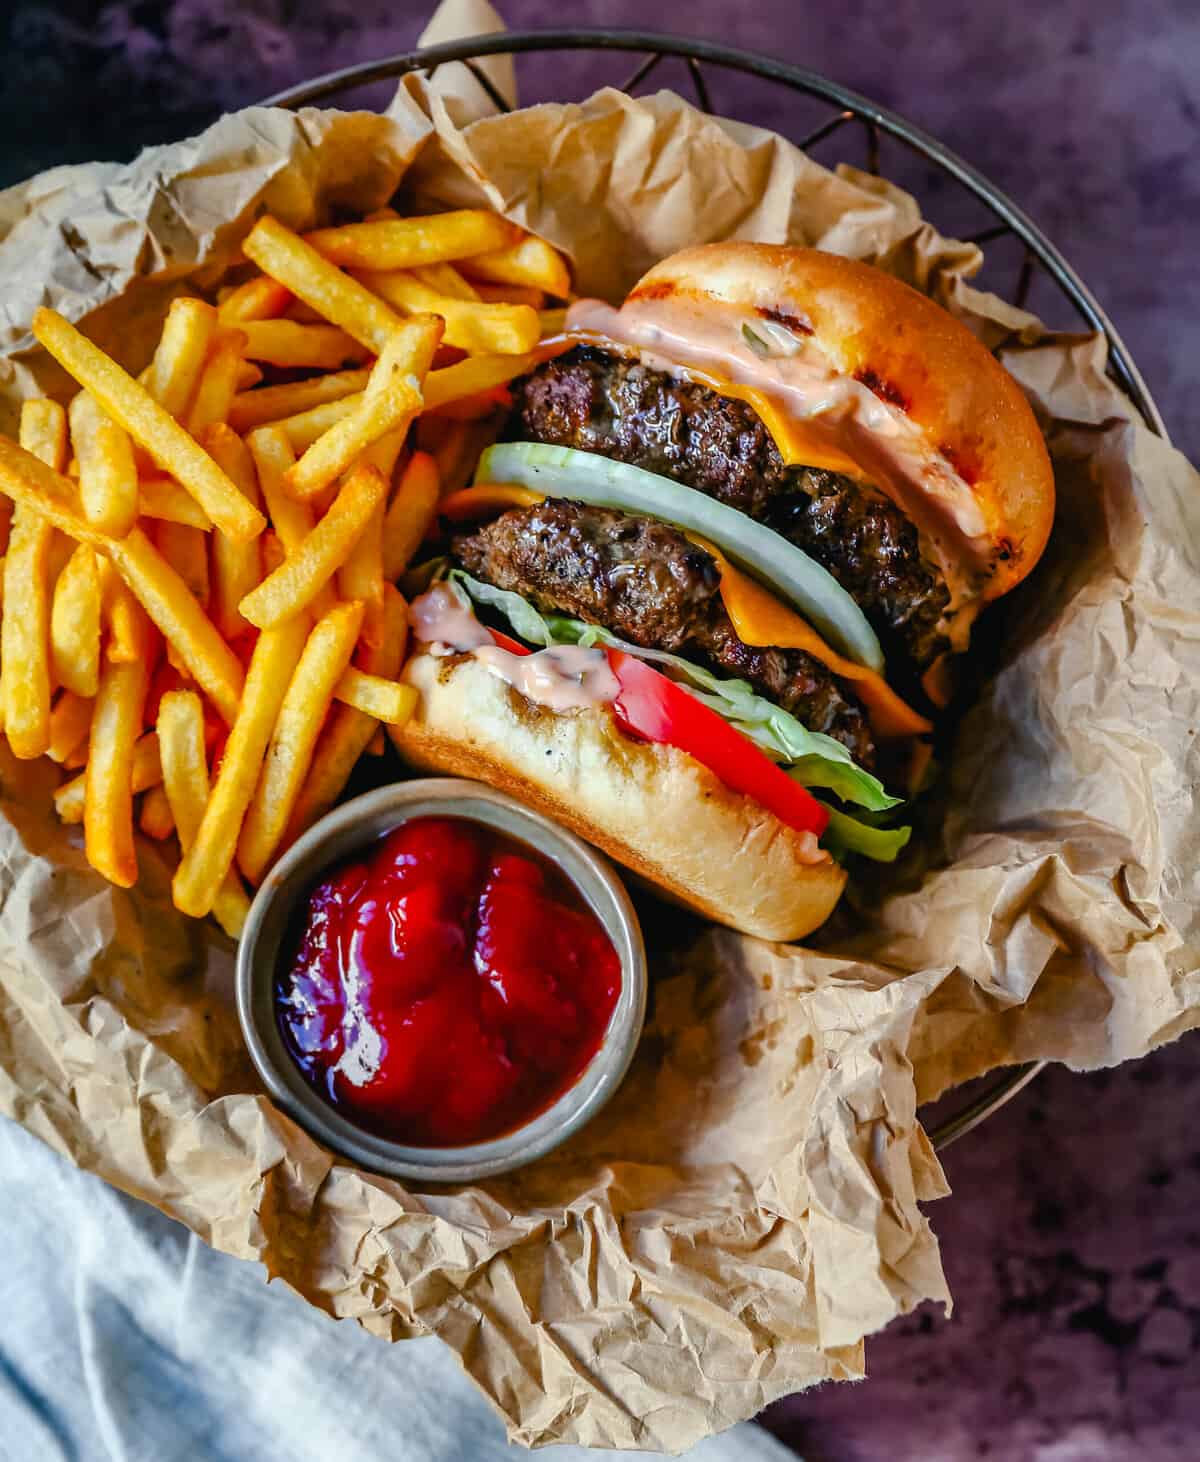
454 500 876 768
511 346 951 672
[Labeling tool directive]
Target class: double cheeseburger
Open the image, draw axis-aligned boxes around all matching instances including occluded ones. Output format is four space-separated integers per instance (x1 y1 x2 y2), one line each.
392 243 1055 940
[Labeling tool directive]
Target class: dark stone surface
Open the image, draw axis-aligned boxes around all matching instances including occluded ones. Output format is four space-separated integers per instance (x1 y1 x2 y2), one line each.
1 3 1197 1456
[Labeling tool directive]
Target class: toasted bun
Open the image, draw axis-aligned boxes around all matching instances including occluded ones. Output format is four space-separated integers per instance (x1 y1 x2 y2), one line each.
632 243 1055 599
391 653 846 943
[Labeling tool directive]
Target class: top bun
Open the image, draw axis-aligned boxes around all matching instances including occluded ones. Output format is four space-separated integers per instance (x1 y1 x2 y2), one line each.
631 243 1055 600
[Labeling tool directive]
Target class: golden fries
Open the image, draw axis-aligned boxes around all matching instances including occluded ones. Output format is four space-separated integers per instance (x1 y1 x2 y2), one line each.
334 667 417 723
203 425 262 642
227 367 370 435
218 276 292 325
4 203 572 917
355 270 540 355
47 690 94 764
304 210 519 271
137 474 212 529
284 378 421 502
51 543 102 697
383 451 440 580
185 328 247 438
239 465 384 628
241 320 371 370
283 584 407 848
172 614 309 916
237 600 364 884
85 591 155 887
139 784 175 840
460 233 572 297
243 216 407 355
32 308 265 543
104 529 244 724
68 391 139 537
148 298 219 419
54 730 160 822
157 689 250 937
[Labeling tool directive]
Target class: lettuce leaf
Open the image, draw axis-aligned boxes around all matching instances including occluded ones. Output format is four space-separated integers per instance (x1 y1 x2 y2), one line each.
449 569 902 816
818 806 912 863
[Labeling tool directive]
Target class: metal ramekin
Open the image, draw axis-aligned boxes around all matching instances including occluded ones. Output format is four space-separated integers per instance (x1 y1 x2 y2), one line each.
235 778 647 1182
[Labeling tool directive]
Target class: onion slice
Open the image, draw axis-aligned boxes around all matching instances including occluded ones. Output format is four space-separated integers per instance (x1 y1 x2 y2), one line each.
475 441 884 671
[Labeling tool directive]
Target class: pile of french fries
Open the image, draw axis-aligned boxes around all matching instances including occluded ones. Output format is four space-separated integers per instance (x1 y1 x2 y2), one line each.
0 205 571 936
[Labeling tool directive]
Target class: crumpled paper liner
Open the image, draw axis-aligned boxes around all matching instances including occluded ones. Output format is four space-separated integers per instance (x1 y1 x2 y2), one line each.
0 0 1196 1449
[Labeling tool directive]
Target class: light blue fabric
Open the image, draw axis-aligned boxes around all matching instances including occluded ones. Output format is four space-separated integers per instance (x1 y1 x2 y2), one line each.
0 1118 796 1462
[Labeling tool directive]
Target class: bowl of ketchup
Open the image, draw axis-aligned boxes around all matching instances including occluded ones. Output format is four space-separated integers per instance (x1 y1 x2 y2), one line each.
236 779 647 1181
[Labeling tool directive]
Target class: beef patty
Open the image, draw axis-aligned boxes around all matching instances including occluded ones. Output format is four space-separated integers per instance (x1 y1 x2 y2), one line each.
511 346 951 672
454 499 876 768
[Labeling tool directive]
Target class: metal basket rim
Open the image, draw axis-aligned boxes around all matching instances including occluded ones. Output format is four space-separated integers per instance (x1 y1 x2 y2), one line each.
258 27 1166 1150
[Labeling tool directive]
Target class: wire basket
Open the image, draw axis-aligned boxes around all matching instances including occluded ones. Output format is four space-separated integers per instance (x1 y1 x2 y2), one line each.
263 29 1170 1149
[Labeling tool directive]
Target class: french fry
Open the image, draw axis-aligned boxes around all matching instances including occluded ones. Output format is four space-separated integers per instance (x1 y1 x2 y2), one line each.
239 465 384 629
31 308 265 543
240 320 370 370
68 391 139 537
104 528 244 724
236 362 264 391
365 314 444 397
365 726 386 756
98 558 149 665
18 398 68 473
185 328 247 438
237 600 364 884
217 276 292 325
270 394 361 452
155 521 210 608
461 234 572 298
333 667 417 724
245 426 336 622
473 281 546 308
538 307 569 337
337 497 384 635
138 474 212 529
242 216 407 354
148 297 219 419
172 613 309 916
47 691 94 764
382 451 440 581
422 351 542 411
50 542 101 697
283 584 407 848
354 270 540 355
284 378 421 502
412 262 480 300
203 425 262 641
304 210 519 272
227 367 370 435
139 784 175 841
54 730 161 824
157 688 251 937
85 593 155 886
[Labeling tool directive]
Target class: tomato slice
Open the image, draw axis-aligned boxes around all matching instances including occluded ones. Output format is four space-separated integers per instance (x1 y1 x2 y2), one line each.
486 630 828 838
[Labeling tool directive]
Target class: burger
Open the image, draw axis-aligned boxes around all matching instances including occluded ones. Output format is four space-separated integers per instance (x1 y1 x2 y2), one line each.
391 243 1055 941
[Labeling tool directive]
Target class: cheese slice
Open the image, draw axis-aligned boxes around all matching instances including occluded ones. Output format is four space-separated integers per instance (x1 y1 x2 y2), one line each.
443 485 930 740
683 534 931 740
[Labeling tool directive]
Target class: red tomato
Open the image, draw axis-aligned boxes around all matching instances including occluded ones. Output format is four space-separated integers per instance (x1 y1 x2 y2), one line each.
487 631 828 838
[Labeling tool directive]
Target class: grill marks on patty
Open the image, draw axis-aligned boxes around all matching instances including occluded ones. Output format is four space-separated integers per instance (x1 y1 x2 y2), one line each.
512 346 951 672
454 500 876 768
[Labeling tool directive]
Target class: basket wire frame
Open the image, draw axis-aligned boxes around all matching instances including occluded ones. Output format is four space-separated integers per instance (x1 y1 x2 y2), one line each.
264 29 1171 1150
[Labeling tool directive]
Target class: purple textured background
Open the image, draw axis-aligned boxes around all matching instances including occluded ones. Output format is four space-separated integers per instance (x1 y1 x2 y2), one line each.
2 3 1198 1458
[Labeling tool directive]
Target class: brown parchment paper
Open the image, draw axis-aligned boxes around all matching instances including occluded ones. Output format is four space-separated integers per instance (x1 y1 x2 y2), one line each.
0 0 1197 1449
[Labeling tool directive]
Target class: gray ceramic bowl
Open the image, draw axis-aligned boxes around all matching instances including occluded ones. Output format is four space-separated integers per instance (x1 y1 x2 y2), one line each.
236 778 647 1182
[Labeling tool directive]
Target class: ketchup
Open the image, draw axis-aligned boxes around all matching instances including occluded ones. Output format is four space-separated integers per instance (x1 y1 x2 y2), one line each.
275 816 622 1148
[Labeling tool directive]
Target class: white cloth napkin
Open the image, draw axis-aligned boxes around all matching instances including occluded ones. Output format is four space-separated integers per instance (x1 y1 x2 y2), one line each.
0 1118 798 1461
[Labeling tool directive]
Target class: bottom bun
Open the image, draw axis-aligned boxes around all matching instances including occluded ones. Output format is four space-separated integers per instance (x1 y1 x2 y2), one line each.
391 652 847 943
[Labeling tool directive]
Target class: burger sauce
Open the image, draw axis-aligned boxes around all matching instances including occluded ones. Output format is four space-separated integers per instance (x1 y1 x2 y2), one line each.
275 816 621 1147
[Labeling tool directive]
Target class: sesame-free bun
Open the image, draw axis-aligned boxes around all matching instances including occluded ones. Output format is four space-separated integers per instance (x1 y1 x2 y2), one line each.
391 652 847 943
631 242 1055 600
